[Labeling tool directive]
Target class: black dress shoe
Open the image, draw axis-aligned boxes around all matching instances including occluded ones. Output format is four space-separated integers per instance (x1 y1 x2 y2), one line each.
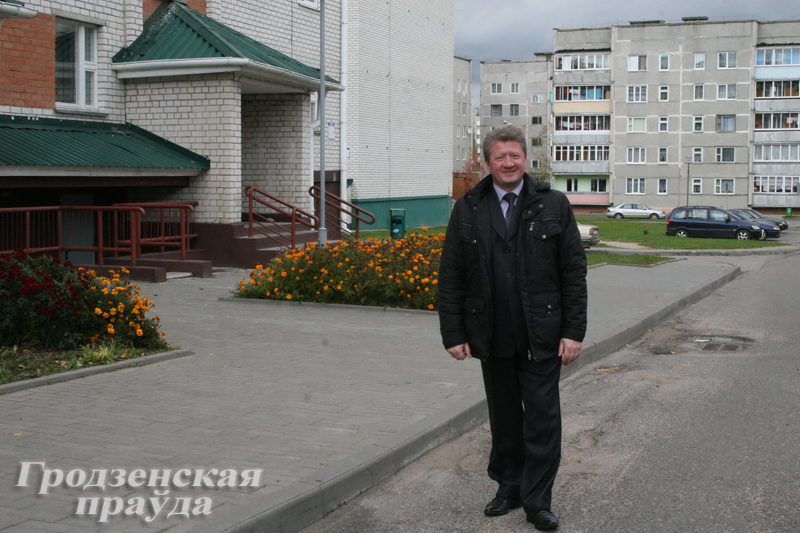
484 496 522 516
527 509 559 530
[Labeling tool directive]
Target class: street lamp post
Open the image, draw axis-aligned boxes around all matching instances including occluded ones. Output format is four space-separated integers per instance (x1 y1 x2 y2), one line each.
318 0 327 243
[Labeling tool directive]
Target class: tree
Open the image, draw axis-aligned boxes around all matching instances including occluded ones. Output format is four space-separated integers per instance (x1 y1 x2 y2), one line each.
527 126 552 184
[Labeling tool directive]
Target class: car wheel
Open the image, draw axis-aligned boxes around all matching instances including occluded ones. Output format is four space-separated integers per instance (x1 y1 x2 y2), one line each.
736 229 751 240
614 213 623 219
675 229 689 238
649 213 659 219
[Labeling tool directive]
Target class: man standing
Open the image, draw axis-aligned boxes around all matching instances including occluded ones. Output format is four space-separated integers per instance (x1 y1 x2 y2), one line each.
438 125 587 530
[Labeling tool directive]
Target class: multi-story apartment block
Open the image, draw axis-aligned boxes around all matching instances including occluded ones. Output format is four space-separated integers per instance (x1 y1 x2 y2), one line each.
453 55 472 172
481 17 800 214
480 55 551 180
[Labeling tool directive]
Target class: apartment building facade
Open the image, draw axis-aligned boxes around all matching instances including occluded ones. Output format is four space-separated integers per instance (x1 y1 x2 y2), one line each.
0 0 343 228
453 56 472 172
481 17 800 214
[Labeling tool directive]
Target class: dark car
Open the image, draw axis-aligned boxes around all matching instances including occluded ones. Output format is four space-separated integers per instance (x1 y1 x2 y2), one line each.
666 206 766 240
729 211 780 239
729 208 789 231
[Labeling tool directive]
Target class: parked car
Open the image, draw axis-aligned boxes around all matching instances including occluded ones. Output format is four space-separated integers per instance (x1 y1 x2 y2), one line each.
666 206 766 240
578 223 600 248
606 203 667 219
729 211 781 239
729 208 789 231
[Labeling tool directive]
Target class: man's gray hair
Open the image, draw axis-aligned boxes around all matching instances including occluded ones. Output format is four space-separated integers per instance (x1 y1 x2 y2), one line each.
482 125 528 162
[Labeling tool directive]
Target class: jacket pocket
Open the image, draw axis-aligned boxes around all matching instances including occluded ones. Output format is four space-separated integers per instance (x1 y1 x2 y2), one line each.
528 292 562 352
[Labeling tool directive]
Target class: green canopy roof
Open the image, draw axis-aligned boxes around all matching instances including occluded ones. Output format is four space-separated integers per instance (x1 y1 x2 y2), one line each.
0 115 210 172
112 1 338 87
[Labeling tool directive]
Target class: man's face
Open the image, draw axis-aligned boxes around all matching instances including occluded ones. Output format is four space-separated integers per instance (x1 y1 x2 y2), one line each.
487 140 526 191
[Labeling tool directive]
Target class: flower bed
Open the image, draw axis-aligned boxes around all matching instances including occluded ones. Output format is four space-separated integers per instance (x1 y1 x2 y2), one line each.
0 252 167 351
236 231 442 311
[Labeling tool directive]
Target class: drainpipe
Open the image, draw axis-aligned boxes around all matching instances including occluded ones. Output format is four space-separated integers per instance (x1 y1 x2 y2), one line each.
339 0 349 225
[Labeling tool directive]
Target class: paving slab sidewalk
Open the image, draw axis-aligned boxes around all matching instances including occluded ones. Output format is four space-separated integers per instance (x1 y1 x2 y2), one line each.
0 257 741 533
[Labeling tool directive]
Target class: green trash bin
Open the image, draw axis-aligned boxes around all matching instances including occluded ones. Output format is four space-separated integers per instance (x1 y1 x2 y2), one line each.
390 208 406 239
787 207 793 217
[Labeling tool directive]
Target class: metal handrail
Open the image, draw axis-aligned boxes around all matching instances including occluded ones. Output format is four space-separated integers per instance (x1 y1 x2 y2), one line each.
244 186 319 249
115 201 198 260
0 205 145 265
308 185 376 241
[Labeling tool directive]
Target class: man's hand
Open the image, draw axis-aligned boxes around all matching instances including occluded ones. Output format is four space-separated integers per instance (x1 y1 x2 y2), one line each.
446 343 472 361
558 338 582 365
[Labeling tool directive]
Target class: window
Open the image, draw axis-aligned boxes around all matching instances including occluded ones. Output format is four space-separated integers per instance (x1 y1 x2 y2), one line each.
510 82 519 94
627 147 646 164
627 85 647 102
715 178 735 194
659 147 668 163
755 112 800 130
693 147 703 163
55 19 97 109
628 55 647 71
530 160 540 168
626 178 645 194
490 104 502 117
553 145 610 161
555 53 609 70
756 80 800 98
510 104 520 116
694 84 704 100
753 176 800 193
716 147 735 162
491 83 503 94
531 94 543 103
658 178 668 195
757 47 800 66
298 0 321 8
692 178 702 194
565 178 579 192
555 85 610 101
627 117 646 132
591 178 607 192
659 116 668 132
531 116 542 125
530 137 542 146
694 52 705 70
718 52 737 69
754 144 800 161
716 115 736 132
660 54 669 70
694 116 703 132
718 84 737 99
659 85 669 101
554 115 611 132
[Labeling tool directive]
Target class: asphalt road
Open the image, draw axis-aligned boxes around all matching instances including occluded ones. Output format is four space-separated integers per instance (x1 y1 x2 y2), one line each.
300 249 800 533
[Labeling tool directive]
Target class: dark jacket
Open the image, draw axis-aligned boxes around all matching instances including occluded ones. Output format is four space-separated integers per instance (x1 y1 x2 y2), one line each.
438 174 588 361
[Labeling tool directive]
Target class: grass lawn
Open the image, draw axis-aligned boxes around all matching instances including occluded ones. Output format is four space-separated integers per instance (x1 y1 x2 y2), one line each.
587 253 669 266
577 216 785 249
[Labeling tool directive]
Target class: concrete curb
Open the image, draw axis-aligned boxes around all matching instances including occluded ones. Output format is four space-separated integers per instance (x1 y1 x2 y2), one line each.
0 349 193 396
192 264 742 533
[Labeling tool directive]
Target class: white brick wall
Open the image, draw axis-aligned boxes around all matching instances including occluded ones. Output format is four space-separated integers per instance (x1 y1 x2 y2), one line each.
346 0 454 200
125 74 243 224
242 93 312 212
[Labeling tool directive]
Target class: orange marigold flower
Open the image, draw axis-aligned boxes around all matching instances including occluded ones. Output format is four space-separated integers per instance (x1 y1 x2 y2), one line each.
286 294 292 300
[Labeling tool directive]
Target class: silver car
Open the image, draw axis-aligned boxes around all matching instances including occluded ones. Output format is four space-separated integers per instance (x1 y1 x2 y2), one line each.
606 203 667 219
578 223 600 248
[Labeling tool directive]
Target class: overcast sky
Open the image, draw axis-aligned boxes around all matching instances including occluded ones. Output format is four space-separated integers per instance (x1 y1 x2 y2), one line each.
455 0 800 97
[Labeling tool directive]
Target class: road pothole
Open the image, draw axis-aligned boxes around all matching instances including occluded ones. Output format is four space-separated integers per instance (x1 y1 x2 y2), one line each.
692 335 754 352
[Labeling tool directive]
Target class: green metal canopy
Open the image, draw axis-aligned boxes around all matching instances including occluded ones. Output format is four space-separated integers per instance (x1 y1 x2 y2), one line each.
0 114 210 176
112 1 340 90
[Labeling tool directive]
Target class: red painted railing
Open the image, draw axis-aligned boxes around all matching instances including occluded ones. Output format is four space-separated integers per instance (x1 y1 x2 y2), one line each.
0 206 145 265
115 201 197 260
244 186 319 249
308 186 376 241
